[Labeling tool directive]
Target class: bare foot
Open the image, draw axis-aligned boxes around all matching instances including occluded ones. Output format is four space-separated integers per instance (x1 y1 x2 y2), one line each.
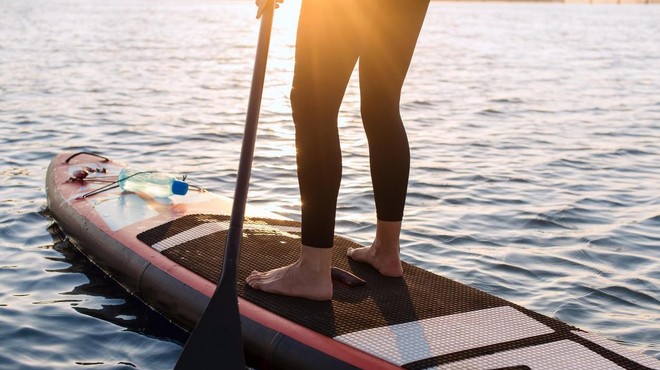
347 220 404 277
245 246 333 301
347 244 403 277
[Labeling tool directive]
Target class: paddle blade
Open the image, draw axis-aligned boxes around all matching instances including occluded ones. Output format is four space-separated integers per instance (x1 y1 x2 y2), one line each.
174 281 244 370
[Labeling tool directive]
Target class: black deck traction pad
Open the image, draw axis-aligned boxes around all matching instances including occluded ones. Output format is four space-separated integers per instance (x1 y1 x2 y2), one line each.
137 214 654 370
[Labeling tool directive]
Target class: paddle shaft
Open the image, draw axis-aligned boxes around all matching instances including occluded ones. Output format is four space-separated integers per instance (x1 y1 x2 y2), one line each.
174 2 275 369
223 0 275 290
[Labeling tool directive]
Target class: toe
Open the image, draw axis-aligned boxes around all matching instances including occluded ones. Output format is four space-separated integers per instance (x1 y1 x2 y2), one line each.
246 271 262 284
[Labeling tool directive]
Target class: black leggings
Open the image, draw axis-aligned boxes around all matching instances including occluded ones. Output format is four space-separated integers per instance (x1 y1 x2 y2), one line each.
290 0 430 248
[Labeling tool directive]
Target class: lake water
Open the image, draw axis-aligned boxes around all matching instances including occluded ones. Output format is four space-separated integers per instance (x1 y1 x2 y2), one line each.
1 0 659 368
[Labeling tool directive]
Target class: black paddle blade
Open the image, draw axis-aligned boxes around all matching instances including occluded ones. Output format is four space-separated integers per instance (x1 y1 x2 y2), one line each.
174 280 244 370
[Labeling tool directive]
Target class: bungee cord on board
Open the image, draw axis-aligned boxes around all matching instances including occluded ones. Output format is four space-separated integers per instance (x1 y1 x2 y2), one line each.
64 152 201 199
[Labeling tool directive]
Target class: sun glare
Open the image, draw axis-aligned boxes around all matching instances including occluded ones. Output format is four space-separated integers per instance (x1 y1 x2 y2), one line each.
261 0 301 118
271 0 301 48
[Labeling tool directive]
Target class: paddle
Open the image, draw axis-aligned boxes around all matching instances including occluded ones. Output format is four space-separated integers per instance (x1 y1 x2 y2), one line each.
174 1 275 369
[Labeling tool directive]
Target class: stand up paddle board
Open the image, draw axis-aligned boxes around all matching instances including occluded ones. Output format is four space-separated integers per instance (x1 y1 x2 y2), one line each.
46 152 658 370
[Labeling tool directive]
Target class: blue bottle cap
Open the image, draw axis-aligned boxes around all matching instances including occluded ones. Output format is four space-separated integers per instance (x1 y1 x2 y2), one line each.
171 180 189 195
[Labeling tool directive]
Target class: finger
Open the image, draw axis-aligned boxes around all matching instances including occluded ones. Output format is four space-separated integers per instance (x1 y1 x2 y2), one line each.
256 0 269 19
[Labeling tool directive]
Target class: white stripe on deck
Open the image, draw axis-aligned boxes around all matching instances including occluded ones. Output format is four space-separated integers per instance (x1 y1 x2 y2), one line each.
434 339 629 370
151 221 301 252
333 306 553 366
571 331 660 369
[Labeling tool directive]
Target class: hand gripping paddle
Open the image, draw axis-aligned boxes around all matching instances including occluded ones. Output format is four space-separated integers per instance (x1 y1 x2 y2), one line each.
174 1 275 368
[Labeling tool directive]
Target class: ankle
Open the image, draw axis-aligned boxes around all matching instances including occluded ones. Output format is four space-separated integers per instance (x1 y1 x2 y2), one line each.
375 219 402 242
373 220 402 256
299 245 333 276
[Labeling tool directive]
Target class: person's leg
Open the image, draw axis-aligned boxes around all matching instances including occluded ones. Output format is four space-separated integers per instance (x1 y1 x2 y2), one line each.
292 0 360 249
246 0 360 300
347 0 430 276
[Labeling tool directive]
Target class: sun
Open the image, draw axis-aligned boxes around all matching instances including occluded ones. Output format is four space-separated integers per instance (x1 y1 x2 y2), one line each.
270 0 301 48
259 0 301 117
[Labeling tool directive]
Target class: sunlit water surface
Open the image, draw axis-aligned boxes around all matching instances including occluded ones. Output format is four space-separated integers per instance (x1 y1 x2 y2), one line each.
1 0 659 368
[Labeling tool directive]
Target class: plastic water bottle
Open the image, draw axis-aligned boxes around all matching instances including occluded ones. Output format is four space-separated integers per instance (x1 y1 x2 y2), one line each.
117 168 189 197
